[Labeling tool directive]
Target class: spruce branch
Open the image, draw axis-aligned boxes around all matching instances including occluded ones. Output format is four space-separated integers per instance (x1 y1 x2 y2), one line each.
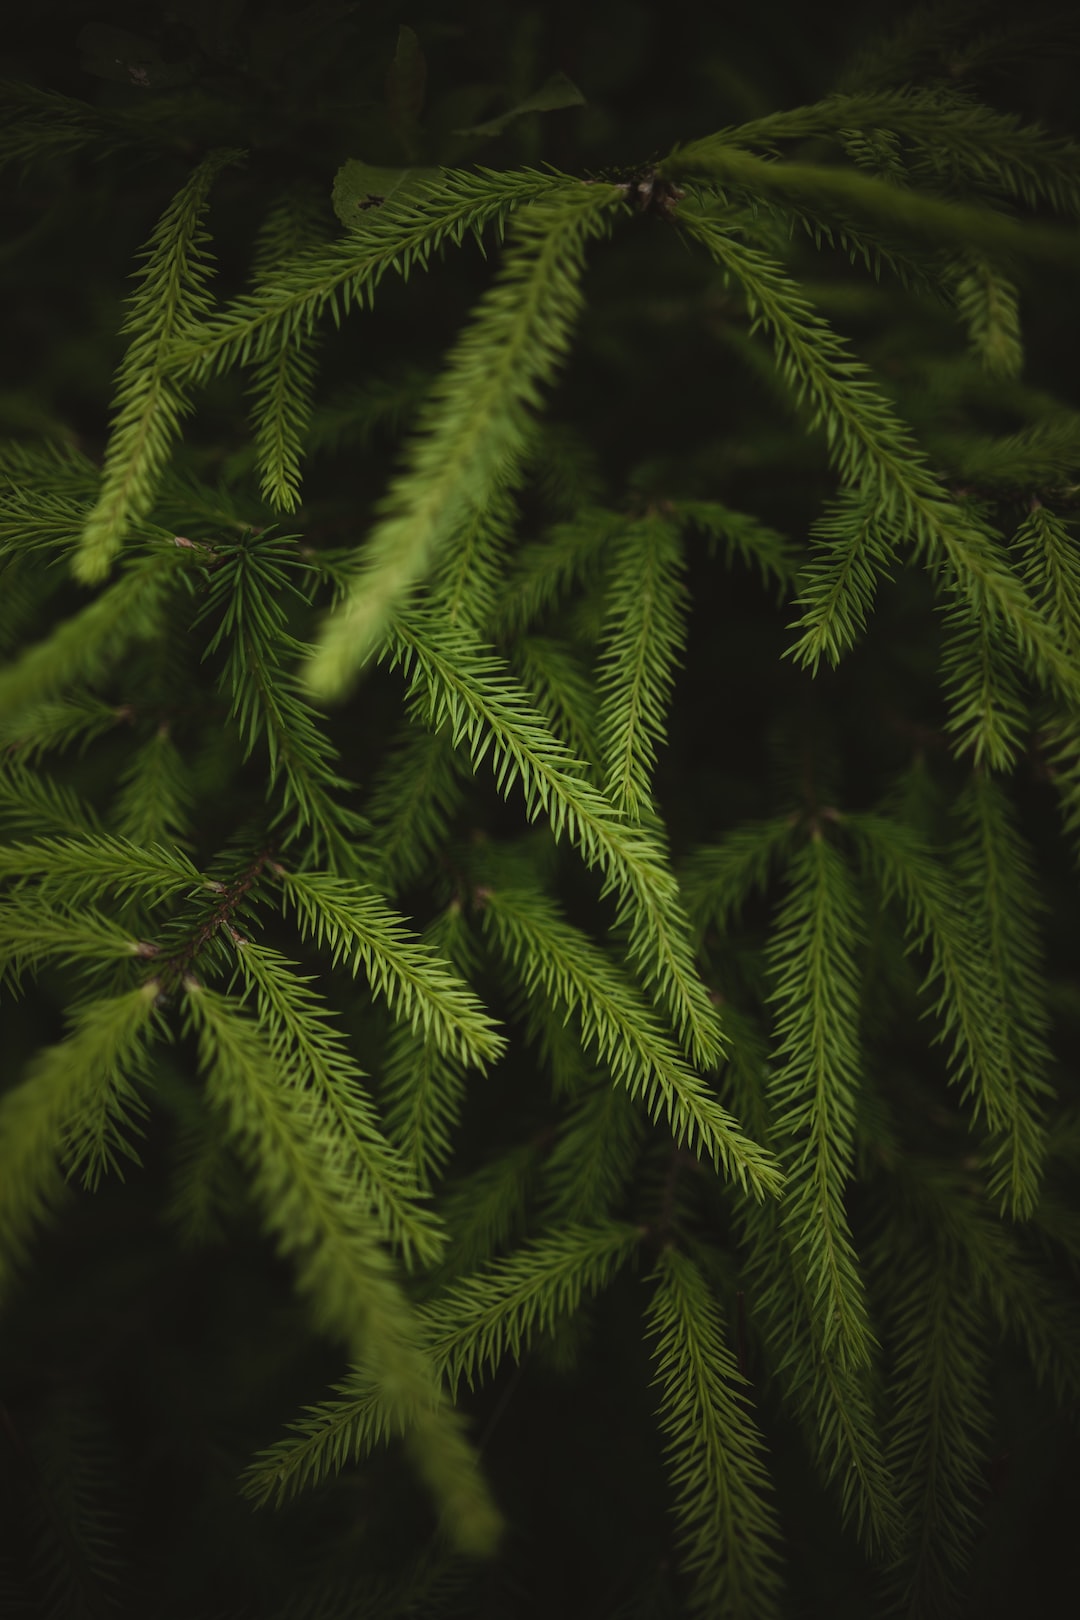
379 905 479 1190
74 150 243 583
230 936 445 1269
481 885 781 1197
422 1221 643 1396
0 985 161 1303
949 255 1024 379
171 169 579 381
381 1018 468 1193
672 500 801 597
3 23 1079 1606
878 1229 993 1617
248 196 330 514
511 634 602 774
1015 505 1080 657
892 1155 1080 1428
304 182 624 691
0 439 99 498
939 602 1029 769
0 897 149 993
540 1077 645 1225
251 331 321 517
0 81 151 172
717 1008 902 1557
596 514 689 818
646 1246 785 1617
791 491 900 671
182 981 502 1555
680 815 799 938
736 1194 904 1557
111 724 194 851
388 617 725 1069
665 143 1080 265
240 1375 388 1509
0 764 104 839
781 198 938 298
276 868 505 1070
149 842 276 989
490 505 619 638
0 549 183 721
0 693 127 769
508 933 601 1099
428 482 518 634
953 775 1052 1218
934 415 1080 494
0 842 204 920
197 531 367 871
245 1222 642 1508
765 832 876 1371
0 832 204 907
433 1144 538 1284
677 210 1080 710
846 799 1051 1218
362 723 473 896
1 489 96 556
673 87 1080 220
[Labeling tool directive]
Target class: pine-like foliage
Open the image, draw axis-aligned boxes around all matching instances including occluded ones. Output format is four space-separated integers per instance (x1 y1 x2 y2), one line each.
2 4 1080 1617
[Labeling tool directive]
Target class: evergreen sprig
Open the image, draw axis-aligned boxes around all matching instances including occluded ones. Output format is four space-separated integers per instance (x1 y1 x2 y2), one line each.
171 169 580 382
0 80 138 172
676 207 1080 716
701 86 1080 218
0 897 147 992
596 513 689 817
378 905 477 1191
950 256 1024 379
231 937 444 1268
305 182 624 688
0 549 184 719
480 884 781 1196
490 504 618 637
197 530 367 870
666 140 1080 264
247 195 330 514
276 868 504 1070
422 1220 643 1395
1016 504 1080 655
540 1075 644 1225
0 831 204 904
75 151 243 583
0 985 161 1302
680 814 799 938
953 774 1052 1217
389 617 725 1069
240 1372 388 1510
183 979 502 1555
646 1246 785 1617
845 807 1049 1216
765 832 875 1370
878 1223 993 1617
0 763 104 837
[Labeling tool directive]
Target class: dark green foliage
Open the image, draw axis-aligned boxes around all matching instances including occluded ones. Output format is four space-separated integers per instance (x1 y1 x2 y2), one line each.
2 3 1080 1616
